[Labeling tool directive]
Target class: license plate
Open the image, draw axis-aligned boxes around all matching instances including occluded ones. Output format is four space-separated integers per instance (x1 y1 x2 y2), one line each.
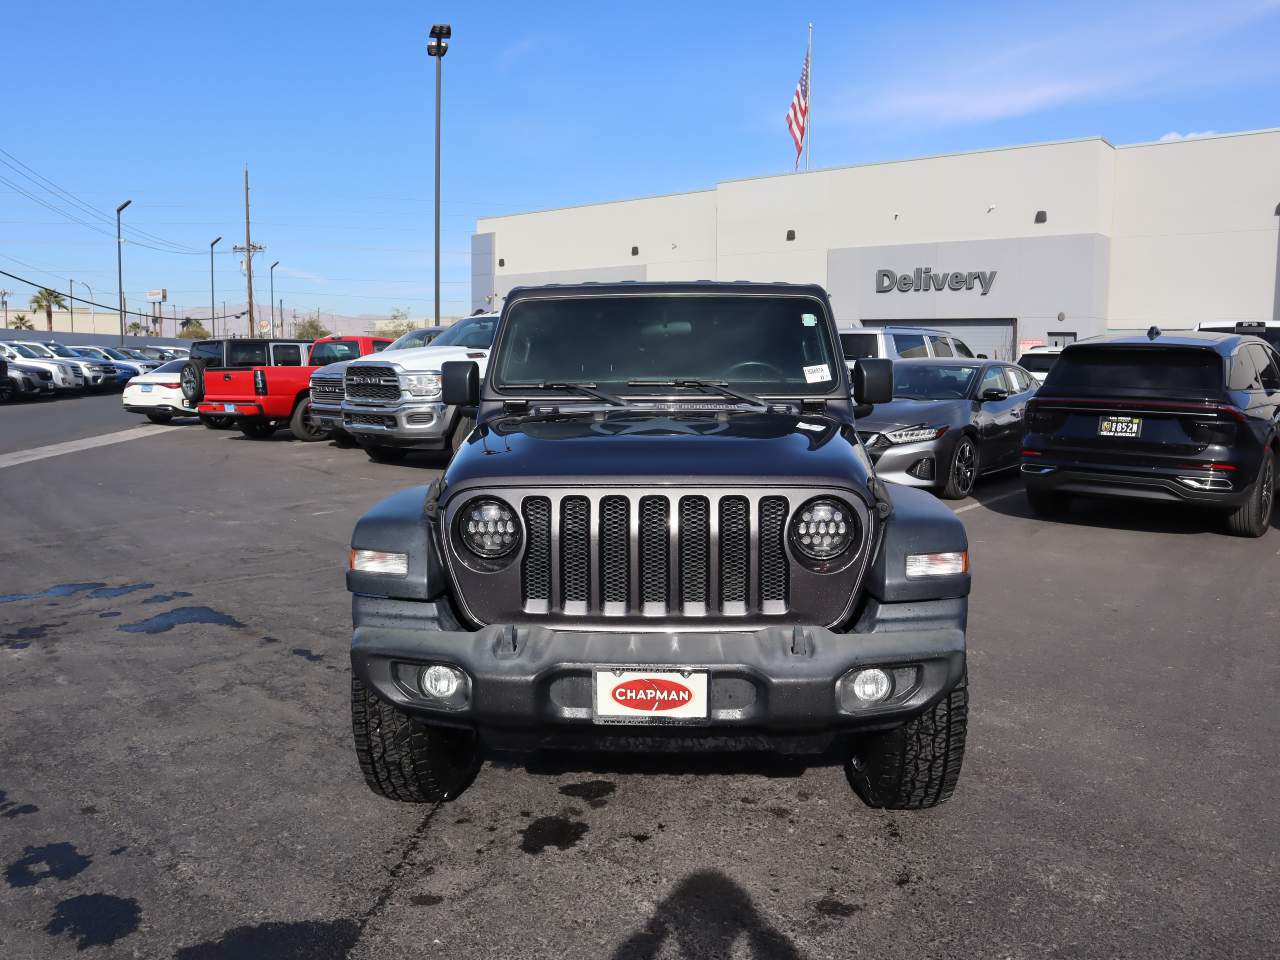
141 384 153 393
223 403 236 413
592 669 709 723
1099 416 1141 438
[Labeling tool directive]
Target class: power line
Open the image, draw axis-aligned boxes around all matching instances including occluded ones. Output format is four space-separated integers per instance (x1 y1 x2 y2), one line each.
0 267 245 322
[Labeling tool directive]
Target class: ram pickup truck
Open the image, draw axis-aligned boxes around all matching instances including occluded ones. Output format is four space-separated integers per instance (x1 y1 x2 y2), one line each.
345 282 971 810
184 336 390 437
340 314 498 462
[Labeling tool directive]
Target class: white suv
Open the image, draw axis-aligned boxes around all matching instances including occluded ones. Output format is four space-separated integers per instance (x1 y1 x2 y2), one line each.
839 325 977 366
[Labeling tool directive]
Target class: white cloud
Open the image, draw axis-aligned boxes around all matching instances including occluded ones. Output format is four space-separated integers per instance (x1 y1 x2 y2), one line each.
1158 130 1219 141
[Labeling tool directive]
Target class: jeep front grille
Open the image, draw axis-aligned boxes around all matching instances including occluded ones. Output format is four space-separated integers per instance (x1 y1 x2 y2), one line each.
445 488 871 627
344 366 400 403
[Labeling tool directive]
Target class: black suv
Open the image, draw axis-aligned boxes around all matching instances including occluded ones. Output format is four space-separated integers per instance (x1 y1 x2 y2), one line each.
344 282 973 810
1021 330 1279 537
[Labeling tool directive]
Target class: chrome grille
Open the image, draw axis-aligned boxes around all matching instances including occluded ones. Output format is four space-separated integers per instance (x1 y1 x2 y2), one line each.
344 365 400 402
311 379 344 400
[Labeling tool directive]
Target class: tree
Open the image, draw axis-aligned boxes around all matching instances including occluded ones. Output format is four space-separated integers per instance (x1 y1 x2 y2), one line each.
177 320 211 340
295 317 331 339
29 287 66 332
127 321 143 336
12 313 34 331
381 307 416 338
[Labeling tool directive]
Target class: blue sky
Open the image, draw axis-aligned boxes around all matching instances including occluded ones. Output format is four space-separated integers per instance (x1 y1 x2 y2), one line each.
3 0 1278 322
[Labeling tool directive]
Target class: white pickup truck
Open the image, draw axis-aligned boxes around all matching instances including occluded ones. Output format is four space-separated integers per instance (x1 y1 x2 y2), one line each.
340 313 498 463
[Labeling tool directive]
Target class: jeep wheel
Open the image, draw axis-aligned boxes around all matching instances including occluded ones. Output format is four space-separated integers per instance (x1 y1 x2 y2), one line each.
350 676 480 802
238 420 277 439
1227 449 1275 538
145 411 173 425
939 435 978 500
290 399 329 442
450 414 475 455
1026 486 1071 517
845 671 968 810
365 445 408 463
179 359 206 404
200 414 233 430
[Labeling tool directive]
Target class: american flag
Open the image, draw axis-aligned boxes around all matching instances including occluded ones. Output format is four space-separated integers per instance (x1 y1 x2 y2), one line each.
785 45 810 167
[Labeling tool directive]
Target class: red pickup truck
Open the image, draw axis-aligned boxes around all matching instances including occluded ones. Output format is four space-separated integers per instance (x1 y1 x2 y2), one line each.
187 336 390 440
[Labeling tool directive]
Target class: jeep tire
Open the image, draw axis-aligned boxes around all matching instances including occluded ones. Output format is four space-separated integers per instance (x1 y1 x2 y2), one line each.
350 676 480 802
179 359 206 405
1227 449 1275 538
845 671 968 810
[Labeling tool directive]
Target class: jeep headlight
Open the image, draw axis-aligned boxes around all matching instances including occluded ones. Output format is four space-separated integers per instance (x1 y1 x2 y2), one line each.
457 498 521 559
401 372 442 399
885 425 948 444
790 498 859 562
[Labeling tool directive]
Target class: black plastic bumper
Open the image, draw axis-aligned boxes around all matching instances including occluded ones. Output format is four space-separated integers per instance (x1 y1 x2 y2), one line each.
350 593 966 748
1022 461 1253 506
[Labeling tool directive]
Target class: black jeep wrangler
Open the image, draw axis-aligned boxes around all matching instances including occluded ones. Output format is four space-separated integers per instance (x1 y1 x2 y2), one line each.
346 282 971 809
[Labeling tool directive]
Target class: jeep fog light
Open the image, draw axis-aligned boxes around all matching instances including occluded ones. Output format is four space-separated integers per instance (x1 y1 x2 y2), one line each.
350 548 409 576
420 664 464 699
850 668 892 703
905 551 968 578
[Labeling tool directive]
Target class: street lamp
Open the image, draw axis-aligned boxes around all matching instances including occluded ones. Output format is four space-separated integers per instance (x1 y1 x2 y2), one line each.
116 199 132 345
427 23 451 326
210 236 222 338
0 288 10 327
270 260 279 336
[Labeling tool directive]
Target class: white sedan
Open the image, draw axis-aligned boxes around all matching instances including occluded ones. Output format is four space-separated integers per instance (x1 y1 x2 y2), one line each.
121 359 197 423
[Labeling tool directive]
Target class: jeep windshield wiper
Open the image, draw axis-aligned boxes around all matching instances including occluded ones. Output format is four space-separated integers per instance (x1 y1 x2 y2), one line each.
626 379 768 410
506 380 629 407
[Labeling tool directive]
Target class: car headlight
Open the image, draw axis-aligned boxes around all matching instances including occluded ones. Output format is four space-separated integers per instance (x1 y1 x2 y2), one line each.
456 497 521 559
401 372 442 399
884 425 948 444
790 497 859 562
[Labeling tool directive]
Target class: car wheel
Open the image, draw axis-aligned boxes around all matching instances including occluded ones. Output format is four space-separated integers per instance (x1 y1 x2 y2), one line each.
1227 449 1275 538
364 445 408 463
289 399 330 442
350 675 480 802
238 420 277 440
0 380 13 403
939 435 978 500
846 670 968 810
145 412 173 425
450 414 475 455
1026 486 1072 517
179 360 205 405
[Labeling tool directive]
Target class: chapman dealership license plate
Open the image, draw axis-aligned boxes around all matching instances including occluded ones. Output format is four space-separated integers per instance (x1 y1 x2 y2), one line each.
592 669 709 723
1099 415 1142 438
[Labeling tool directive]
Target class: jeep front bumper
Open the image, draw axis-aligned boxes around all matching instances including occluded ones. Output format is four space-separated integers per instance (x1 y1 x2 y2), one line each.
350 594 966 750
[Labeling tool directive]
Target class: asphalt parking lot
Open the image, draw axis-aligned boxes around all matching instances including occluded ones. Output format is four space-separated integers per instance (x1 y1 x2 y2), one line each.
2 393 1277 960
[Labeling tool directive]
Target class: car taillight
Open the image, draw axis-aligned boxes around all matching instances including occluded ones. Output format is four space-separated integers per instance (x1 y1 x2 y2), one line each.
1024 405 1064 434
253 369 267 395
158 381 180 389
1185 419 1238 445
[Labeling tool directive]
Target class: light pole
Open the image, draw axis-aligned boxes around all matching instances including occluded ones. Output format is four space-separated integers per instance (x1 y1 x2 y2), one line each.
210 236 222 338
116 199 131 344
0 288 10 326
270 261 279 336
427 23 451 326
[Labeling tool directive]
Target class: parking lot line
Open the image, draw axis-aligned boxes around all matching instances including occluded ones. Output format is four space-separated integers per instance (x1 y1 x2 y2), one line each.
952 488 1024 514
0 424 173 471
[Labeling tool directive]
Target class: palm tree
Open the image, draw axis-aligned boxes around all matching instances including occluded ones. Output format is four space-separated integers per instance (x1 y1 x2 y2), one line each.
12 313 34 331
127 321 143 336
29 288 66 332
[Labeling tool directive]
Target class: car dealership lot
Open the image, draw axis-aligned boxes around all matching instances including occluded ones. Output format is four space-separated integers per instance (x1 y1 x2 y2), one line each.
1 394 1277 959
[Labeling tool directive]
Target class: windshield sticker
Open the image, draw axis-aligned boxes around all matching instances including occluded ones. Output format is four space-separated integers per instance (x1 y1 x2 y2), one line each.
801 314 817 327
803 363 831 384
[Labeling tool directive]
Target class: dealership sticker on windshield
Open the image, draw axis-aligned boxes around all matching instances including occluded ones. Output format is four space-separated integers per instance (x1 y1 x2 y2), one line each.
802 314 818 326
803 363 831 384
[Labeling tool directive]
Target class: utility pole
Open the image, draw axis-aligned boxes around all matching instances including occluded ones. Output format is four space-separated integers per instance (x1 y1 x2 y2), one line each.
233 167 263 338
427 24 451 327
278 299 283 338
0 288 10 326
270 261 279 336
116 199 132 345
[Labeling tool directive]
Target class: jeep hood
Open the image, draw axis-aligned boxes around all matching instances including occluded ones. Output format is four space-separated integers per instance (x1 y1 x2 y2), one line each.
445 410 871 487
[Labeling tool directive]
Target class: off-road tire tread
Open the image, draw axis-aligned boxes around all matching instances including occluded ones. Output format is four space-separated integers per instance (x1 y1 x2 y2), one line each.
1226 450 1274 538
847 672 968 810
350 676 478 803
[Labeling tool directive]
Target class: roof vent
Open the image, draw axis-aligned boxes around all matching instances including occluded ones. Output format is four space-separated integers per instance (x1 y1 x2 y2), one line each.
498 258 505 267
1034 210 1047 224
1147 325 1161 340
631 246 639 256
785 229 796 241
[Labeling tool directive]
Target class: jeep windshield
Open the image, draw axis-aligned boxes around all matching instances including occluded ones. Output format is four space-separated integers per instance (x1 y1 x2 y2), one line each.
492 295 840 398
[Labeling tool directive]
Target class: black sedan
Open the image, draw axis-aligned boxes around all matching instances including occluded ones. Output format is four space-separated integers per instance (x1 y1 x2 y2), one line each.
857 358 1038 498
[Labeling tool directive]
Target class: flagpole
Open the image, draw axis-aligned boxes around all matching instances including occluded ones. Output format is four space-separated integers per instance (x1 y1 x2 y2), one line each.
805 22 812 172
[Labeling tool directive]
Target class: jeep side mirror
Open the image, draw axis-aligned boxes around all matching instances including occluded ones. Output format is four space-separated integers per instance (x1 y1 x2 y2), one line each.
981 387 1009 402
852 358 893 406
442 360 480 407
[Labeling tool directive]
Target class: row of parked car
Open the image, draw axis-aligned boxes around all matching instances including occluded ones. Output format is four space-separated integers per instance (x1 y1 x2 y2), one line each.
0 339 188 401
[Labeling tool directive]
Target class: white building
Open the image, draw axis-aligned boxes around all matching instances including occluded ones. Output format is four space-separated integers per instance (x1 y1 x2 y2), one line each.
472 129 1280 358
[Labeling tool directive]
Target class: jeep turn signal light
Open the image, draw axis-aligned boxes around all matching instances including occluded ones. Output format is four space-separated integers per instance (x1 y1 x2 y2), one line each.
905 551 968 578
350 549 409 576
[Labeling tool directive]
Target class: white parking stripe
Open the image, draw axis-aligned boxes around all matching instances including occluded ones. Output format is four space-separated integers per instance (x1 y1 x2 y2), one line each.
0 424 173 471
952 489 1024 514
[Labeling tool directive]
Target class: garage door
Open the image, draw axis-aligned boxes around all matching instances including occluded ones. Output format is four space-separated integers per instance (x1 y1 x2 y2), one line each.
860 318 1017 360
